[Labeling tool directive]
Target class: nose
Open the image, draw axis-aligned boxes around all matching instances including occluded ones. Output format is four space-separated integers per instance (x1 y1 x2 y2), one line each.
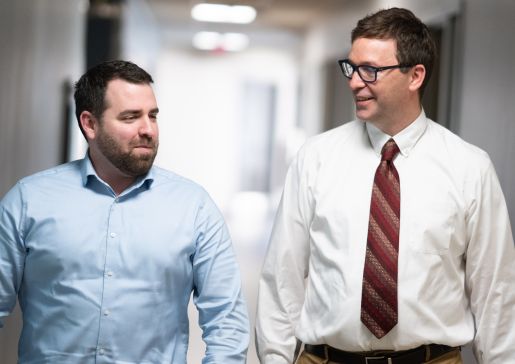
139 117 158 139
348 70 366 91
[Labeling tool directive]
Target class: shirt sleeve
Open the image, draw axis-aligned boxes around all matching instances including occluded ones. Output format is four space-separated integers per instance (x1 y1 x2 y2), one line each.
0 183 27 328
256 148 313 364
464 158 515 363
191 193 250 364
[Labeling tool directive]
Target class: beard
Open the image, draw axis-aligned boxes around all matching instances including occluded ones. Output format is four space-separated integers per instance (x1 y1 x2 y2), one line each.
96 130 158 177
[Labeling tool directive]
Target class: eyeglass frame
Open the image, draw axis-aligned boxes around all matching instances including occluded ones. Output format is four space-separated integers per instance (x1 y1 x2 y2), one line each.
338 59 414 83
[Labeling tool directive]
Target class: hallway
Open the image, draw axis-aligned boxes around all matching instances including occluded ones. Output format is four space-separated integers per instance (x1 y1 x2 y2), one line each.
1 0 515 363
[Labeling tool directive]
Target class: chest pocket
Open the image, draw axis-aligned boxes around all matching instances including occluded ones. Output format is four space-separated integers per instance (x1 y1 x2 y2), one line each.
407 200 456 255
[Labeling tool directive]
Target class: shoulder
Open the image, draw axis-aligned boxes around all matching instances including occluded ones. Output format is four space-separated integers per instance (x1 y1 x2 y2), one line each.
11 160 82 196
18 160 82 185
149 166 224 222
297 121 365 163
302 121 363 151
426 121 491 169
149 165 212 201
424 121 497 190
1 160 81 210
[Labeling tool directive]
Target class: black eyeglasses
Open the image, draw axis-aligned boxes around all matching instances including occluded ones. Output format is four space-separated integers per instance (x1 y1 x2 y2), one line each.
338 59 414 83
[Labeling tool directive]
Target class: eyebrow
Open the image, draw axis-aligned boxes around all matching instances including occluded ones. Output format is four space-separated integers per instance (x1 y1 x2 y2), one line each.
118 110 141 118
347 59 377 67
117 108 159 118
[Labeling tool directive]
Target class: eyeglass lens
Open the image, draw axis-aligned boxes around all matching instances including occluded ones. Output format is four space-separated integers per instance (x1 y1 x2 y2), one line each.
342 61 376 82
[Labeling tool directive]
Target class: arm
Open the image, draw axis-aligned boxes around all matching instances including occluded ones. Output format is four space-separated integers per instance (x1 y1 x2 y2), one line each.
192 194 250 364
465 159 515 363
0 183 26 328
256 150 313 364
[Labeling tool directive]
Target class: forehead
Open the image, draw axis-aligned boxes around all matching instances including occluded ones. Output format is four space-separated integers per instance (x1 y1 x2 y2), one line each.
104 79 157 110
348 37 398 64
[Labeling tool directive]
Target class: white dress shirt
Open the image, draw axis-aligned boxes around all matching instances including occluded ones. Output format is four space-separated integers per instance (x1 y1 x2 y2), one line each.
256 111 515 364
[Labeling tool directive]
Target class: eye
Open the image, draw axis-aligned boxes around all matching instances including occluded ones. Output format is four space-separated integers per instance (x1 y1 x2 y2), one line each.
360 65 377 78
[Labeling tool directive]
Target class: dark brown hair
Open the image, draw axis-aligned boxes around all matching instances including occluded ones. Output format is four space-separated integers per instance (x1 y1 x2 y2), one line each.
352 8 436 96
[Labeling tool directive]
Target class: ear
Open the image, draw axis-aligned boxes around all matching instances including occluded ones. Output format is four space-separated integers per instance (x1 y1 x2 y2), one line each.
408 64 426 93
79 111 99 141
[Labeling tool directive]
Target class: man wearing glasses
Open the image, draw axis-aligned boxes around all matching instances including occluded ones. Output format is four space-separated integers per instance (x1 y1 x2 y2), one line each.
256 7 514 364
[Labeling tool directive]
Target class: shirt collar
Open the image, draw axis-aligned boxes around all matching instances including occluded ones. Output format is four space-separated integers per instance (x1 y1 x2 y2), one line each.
79 153 97 186
80 152 155 193
365 110 428 157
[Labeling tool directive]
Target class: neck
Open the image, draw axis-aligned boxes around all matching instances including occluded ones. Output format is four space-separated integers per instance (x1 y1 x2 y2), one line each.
375 102 421 136
88 149 136 195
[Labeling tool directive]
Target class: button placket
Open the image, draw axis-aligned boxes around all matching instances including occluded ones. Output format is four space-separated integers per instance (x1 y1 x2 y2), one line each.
96 198 121 359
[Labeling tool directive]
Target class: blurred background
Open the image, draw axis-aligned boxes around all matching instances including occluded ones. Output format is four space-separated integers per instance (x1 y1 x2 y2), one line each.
1 0 514 363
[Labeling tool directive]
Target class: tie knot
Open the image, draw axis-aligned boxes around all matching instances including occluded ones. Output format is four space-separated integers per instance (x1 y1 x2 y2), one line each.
381 139 400 162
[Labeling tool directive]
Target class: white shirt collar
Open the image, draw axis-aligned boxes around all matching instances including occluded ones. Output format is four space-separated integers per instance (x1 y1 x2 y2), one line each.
365 110 428 157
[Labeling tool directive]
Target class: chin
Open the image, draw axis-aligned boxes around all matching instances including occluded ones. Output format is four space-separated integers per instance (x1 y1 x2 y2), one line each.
356 111 372 122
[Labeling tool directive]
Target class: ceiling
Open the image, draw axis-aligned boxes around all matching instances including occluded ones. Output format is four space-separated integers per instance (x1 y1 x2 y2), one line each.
146 0 349 34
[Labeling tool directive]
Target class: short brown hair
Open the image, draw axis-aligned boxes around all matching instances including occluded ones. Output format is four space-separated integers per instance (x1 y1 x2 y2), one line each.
351 8 436 96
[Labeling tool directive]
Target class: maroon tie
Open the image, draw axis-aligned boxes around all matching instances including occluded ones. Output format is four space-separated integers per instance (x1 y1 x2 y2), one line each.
361 139 400 338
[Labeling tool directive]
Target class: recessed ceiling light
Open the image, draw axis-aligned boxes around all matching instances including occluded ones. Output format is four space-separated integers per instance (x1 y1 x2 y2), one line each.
192 31 250 52
191 3 256 24
221 33 250 51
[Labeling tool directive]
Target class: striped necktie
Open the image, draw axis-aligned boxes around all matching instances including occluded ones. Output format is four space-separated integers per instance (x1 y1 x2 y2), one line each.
361 138 401 338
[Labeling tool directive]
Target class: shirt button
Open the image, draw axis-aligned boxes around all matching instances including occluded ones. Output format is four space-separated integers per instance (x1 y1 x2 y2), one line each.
99 348 105 355
110 232 116 238
106 271 113 277
104 309 110 316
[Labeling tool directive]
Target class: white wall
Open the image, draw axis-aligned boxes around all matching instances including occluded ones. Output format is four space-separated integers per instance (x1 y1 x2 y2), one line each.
120 0 162 75
153 48 298 208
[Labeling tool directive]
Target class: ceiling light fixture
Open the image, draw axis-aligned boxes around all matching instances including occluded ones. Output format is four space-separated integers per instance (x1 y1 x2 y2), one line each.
191 3 256 24
192 31 250 52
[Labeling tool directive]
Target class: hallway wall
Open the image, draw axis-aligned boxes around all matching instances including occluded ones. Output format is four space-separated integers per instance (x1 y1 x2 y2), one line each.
0 0 86 361
0 0 86 195
457 0 515 224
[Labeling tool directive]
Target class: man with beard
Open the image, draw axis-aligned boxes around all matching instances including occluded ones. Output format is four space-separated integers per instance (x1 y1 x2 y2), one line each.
0 60 249 363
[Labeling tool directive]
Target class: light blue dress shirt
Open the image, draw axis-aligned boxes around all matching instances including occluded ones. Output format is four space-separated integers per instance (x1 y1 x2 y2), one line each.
0 156 249 363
